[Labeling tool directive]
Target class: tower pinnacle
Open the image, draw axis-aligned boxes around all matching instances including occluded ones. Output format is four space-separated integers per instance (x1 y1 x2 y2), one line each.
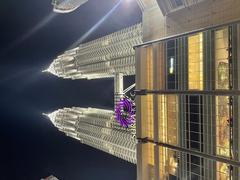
42 69 49 73
42 112 57 124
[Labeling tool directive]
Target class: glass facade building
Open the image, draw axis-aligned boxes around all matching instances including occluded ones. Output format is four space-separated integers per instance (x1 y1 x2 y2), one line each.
47 0 240 178
136 23 240 180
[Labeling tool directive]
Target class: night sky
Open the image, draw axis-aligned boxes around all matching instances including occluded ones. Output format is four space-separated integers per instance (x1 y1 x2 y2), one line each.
0 0 141 179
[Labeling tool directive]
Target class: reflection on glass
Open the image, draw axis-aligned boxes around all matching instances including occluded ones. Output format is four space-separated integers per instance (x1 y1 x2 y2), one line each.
215 27 231 180
140 95 154 139
216 96 230 157
167 40 178 90
148 143 155 166
215 28 229 90
158 95 178 145
147 47 153 90
147 95 154 140
217 162 230 180
139 46 154 140
158 95 167 143
158 95 178 179
147 143 155 180
159 147 178 179
140 143 155 180
138 46 153 90
167 95 178 145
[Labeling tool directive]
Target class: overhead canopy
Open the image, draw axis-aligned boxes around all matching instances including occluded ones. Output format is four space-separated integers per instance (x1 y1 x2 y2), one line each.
156 0 206 15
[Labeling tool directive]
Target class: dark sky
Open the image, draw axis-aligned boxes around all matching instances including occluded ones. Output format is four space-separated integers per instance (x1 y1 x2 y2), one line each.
0 0 141 179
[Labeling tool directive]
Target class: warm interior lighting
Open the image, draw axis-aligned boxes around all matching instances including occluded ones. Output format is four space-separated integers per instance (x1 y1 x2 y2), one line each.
146 47 153 90
141 95 154 139
215 30 230 156
140 47 154 139
215 27 231 180
217 162 230 180
159 147 178 179
141 143 156 180
215 27 229 90
169 57 174 74
148 143 155 166
188 33 203 90
158 95 178 179
158 95 178 145
216 96 230 157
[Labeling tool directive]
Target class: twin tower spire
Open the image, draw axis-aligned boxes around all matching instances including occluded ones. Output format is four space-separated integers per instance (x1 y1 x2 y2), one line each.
43 23 142 163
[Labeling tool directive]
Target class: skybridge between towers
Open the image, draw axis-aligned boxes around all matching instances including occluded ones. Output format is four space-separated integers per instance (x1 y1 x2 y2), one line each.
45 0 240 179
43 24 142 163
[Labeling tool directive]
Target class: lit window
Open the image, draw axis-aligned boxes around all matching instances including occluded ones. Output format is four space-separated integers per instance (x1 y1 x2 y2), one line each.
216 96 230 157
158 95 178 145
188 33 203 90
167 39 178 90
159 147 178 179
169 57 174 74
217 162 231 180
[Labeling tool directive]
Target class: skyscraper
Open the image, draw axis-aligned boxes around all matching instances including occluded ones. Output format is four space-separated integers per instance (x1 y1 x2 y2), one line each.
46 0 240 179
44 23 142 80
51 0 88 13
44 107 136 163
44 23 142 105
135 0 240 179
44 23 142 166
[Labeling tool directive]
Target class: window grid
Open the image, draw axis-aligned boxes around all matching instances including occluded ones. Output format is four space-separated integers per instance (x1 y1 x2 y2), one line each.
188 33 203 90
136 24 239 179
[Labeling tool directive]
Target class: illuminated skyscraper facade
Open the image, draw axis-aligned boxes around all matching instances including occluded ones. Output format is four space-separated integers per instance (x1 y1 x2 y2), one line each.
135 0 240 179
45 23 142 105
47 0 240 179
45 23 142 80
45 107 136 164
44 21 141 167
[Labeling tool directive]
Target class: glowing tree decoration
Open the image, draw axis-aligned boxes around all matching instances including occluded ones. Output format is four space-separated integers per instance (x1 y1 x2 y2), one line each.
115 97 136 128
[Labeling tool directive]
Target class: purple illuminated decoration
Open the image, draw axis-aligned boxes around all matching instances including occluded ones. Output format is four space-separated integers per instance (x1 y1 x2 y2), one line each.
115 97 136 128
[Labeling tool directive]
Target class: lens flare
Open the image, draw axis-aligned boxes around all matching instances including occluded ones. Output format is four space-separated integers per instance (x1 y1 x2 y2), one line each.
69 0 123 48
1 13 57 55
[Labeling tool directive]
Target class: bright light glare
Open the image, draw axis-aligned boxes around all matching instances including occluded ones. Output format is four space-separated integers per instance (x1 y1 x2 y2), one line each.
69 0 123 48
1 13 57 55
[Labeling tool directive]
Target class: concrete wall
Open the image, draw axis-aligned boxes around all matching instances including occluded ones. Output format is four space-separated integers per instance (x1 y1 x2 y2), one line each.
139 0 240 42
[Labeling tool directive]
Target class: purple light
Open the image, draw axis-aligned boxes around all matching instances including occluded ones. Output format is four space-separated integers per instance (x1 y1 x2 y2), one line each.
115 97 135 128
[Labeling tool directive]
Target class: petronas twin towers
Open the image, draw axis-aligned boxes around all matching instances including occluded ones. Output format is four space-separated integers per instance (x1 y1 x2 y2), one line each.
43 23 143 163
46 0 240 179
